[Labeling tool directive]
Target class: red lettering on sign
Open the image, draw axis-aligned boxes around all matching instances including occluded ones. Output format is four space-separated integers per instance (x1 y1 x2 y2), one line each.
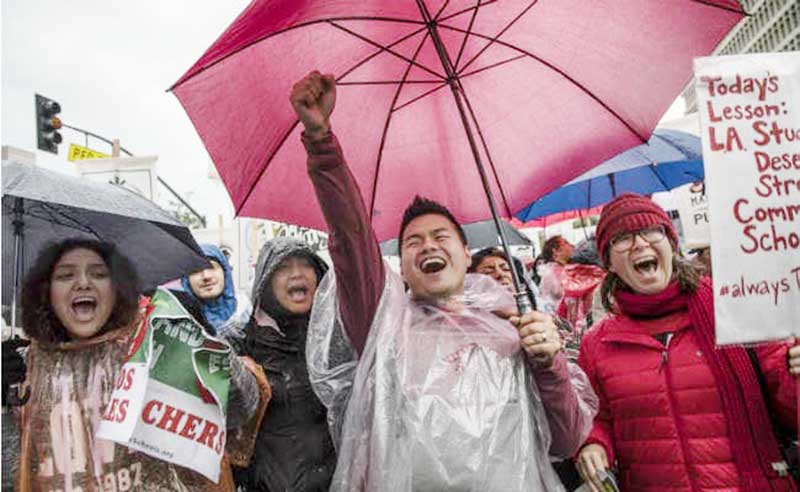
179 414 202 440
157 405 186 434
196 421 219 450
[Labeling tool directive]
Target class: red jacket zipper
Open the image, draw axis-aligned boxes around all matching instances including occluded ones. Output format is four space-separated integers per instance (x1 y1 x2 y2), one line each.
662 334 699 492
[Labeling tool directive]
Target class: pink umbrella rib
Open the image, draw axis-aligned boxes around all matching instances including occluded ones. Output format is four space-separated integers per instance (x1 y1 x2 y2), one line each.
455 78 515 218
337 80 443 86
455 0 541 75
438 23 650 143
170 16 427 91
391 83 450 112
171 0 502 91
336 24 431 84
233 22 439 217
691 0 747 15
438 0 500 25
458 54 527 80
369 30 433 222
451 2 483 70
328 21 446 80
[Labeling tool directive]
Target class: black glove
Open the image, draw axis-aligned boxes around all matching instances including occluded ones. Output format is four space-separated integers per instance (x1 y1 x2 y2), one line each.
2 338 30 406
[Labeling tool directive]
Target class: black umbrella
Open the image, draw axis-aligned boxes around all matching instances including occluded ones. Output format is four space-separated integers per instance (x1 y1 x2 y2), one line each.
380 218 531 256
2 161 209 331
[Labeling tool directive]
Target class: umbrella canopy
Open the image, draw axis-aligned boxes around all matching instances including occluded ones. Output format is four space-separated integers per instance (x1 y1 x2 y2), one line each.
516 130 704 220
171 0 743 242
511 206 604 229
1 161 209 308
380 217 530 256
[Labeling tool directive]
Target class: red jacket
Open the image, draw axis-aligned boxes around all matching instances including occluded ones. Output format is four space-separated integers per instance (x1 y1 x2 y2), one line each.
578 310 797 492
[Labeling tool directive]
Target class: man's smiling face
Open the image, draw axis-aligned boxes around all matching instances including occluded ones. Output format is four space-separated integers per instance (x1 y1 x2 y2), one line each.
400 213 471 301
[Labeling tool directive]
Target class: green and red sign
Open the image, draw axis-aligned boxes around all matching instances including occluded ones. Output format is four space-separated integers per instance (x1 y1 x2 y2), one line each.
97 288 232 482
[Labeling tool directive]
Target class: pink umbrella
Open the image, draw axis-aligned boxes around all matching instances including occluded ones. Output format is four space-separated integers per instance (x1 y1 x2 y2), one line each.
171 0 743 307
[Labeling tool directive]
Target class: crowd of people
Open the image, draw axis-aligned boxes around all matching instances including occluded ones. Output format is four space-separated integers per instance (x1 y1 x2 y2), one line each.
1 70 798 492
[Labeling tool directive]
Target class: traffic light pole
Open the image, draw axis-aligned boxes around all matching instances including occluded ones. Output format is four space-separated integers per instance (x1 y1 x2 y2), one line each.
61 122 207 228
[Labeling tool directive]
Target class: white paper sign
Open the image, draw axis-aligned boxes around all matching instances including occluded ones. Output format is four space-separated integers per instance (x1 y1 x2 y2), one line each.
96 289 231 482
695 52 800 345
674 182 711 251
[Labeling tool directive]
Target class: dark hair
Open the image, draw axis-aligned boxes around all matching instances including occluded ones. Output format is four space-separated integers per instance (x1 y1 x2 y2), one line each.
468 247 536 306
531 255 545 285
600 247 699 313
21 239 141 344
397 196 466 256
468 247 524 279
540 235 564 263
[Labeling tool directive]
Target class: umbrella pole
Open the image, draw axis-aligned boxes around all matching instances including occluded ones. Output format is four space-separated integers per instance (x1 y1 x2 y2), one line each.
11 198 24 338
417 0 532 314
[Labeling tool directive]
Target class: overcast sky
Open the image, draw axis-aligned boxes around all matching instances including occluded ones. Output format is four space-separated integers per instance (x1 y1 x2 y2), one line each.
2 0 250 220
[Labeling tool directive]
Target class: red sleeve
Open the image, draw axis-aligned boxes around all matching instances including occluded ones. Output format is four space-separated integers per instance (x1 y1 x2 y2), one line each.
304 132 385 356
754 342 797 432
577 326 616 464
530 352 584 457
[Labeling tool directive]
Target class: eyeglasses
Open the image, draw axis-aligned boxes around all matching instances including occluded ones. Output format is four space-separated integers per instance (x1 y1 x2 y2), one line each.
609 225 667 252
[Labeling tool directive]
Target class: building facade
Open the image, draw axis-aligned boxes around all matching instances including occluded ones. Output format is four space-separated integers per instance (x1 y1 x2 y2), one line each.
684 0 799 112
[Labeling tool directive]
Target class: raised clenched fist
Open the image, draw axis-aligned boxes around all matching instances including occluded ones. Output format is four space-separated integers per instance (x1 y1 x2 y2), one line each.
289 70 336 141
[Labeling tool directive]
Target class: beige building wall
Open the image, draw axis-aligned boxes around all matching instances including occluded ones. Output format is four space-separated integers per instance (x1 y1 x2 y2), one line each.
683 0 799 113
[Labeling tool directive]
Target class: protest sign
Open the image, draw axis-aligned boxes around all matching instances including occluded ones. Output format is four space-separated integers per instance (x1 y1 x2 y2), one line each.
695 52 800 345
674 181 711 250
96 288 231 482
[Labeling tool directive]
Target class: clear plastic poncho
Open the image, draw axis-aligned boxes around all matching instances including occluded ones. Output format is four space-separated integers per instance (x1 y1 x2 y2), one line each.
308 264 597 492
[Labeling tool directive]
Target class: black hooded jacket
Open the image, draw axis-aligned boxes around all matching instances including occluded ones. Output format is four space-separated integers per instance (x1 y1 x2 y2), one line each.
231 238 335 492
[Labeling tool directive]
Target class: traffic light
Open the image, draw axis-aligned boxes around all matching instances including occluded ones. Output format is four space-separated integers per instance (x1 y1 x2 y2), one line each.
35 94 62 154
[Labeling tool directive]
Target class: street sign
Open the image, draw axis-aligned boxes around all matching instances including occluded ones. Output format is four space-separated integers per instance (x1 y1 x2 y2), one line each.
67 143 110 161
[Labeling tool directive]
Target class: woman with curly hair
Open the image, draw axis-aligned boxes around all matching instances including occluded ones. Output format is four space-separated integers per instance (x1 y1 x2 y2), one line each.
14 238 266 492
576 194 798 492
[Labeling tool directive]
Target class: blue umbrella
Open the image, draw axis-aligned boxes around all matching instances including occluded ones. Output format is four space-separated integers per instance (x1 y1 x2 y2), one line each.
516 130 703 221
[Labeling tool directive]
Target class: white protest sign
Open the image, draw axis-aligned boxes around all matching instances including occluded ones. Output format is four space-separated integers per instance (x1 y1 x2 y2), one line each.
674 181 711 250
694 52 800 345
97 289 231 482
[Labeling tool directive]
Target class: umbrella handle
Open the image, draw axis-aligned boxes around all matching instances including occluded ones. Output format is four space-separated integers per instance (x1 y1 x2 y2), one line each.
515 292 533 315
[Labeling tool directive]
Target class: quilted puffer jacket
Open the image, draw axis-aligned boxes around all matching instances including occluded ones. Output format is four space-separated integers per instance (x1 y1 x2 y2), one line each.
578 310 797 492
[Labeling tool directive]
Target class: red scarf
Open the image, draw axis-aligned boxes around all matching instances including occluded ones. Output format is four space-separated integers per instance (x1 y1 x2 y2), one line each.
616 279 784 491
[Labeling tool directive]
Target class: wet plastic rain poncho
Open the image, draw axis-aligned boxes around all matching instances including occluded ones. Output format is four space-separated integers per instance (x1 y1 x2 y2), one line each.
181 244 252 336
308 267 598 491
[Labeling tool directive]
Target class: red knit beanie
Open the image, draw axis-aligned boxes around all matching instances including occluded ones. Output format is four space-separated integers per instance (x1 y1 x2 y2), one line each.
596 193 678 264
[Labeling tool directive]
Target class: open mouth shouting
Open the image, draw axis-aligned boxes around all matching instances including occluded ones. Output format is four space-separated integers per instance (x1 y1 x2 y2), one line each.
287 284 311 303
269 255 320 315
611 246 673 295
633 256 659 276
71 296 99 322
419 256 447 274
